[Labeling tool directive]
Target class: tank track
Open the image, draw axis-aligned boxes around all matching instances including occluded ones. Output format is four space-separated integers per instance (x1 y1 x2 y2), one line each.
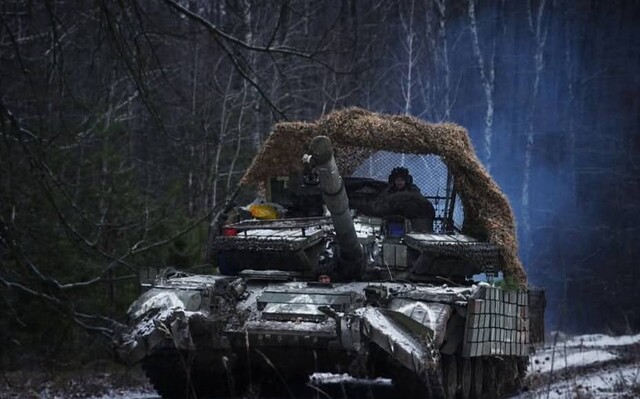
142 351 527 399
142 352 233 399
439 354 528 399
391 354 526 399
142 353 192 399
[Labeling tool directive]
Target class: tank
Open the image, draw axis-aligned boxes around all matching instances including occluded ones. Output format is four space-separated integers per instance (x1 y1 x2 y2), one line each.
115 109 545 398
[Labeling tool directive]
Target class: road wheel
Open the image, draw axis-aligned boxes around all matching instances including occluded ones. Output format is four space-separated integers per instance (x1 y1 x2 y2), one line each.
516 356 529 390
142 353 194 399
483 358 499 398
457 358 471 399
442 355 458 398
470 358 483 399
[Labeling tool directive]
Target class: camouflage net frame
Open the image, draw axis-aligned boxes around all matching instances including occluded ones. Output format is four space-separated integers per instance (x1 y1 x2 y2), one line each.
241 108 526 285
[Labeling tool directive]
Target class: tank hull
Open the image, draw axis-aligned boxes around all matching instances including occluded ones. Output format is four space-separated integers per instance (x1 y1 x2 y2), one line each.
117 276 538 398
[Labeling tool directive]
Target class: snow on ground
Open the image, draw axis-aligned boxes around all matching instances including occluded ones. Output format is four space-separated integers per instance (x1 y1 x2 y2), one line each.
529 349 617 374
89 389 159 399
562 333 640 349
516 363 640 398
309 372 393 387
514 332 640 398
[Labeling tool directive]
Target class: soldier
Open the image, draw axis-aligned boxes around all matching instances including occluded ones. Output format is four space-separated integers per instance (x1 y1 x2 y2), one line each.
386 167 421 194
315 260 335 284
375 167 435 232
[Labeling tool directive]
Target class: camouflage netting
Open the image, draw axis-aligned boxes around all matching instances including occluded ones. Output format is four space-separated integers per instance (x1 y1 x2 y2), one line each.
241 108 526 285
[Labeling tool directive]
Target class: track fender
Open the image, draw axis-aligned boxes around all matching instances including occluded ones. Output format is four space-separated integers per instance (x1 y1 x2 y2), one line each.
352 304 451 376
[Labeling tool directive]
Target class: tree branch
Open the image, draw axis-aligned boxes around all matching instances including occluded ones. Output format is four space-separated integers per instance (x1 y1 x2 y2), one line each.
160 0 335 69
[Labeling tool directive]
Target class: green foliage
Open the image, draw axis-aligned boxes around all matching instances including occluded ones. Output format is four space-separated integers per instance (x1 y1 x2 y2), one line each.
494 275 521 291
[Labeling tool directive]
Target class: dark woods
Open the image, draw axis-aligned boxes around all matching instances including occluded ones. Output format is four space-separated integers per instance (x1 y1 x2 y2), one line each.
1 0 639 361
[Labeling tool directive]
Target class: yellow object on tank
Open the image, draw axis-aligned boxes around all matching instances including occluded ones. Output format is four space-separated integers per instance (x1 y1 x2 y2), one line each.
249 204 279 220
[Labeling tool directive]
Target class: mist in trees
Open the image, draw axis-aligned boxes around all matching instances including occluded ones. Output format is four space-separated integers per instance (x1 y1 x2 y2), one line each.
1 0 638 360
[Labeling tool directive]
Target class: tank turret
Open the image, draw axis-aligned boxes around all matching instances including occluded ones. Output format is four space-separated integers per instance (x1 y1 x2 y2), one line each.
306 135 364 279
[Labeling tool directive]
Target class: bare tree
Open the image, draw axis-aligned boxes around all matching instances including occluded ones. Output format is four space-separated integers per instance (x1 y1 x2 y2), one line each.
433 0 452 121
399 0 419 116
467 0 498 171
521 0 549 261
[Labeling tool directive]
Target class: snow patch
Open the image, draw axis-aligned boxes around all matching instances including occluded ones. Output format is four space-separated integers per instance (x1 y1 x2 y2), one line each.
529 349 617 374
561 333 640 348
309 372 392 387
132 292 184 320
518 332 640 398
89 389 159 399
517 363 640 398
527 332 640 376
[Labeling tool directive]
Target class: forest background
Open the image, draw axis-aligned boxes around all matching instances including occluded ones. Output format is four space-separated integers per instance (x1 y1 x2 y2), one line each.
1 0 639 365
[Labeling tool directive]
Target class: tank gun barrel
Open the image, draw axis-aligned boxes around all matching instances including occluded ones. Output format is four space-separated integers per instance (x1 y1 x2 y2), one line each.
308 136 363 279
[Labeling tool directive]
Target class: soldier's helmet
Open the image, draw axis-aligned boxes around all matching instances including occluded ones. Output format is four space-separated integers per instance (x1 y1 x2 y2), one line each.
388 167 413 186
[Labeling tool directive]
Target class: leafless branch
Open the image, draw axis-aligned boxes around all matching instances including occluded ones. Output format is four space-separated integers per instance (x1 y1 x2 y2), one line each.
160 0 335 70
